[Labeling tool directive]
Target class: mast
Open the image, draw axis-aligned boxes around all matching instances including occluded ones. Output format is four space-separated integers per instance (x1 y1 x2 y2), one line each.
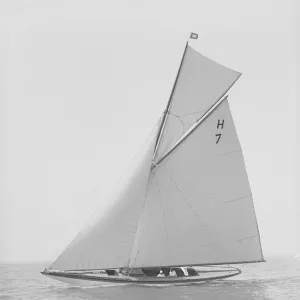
153 41 189 161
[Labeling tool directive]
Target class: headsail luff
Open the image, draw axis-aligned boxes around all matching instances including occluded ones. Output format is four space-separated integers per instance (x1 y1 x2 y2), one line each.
49 43 264 272
154 45 241 164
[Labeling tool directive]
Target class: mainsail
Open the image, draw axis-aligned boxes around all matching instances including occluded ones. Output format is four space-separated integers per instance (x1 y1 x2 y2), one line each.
130 99 263 267
50 44 263 271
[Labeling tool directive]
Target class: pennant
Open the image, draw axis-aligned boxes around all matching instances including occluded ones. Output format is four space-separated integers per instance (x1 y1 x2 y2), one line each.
190 32 198 39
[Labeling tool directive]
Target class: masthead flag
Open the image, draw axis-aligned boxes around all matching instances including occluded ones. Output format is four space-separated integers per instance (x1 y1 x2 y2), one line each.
190 32 198 39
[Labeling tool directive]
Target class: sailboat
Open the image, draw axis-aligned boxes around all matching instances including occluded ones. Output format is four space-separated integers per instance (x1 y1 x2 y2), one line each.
42 33 264 286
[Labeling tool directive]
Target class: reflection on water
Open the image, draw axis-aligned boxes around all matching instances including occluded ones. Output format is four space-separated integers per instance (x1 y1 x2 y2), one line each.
1 257 300 300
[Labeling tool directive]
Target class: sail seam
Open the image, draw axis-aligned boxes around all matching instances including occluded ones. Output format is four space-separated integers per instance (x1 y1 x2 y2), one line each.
163 165 207 226
202 235 259 249
128 196 147 268
156 178 172 266
163 165 232 253
238 235 257 242
127 175 151 268
224 193 252 204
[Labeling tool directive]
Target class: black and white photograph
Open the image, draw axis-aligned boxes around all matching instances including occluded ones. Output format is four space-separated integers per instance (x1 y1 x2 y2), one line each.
0 1 298 299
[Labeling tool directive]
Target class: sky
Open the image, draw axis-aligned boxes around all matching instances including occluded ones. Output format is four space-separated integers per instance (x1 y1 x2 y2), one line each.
0 0 298 263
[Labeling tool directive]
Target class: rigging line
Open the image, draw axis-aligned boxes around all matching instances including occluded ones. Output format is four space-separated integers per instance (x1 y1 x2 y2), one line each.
153 42 189 160
162 166 235 253
92 246 96 269
154 71 242 168
224 193 252 204
131 125 161 260
81 252 84 269
168 113 186 134
129 138 161 267
174 109 206 118
128 118 162 266
131 184 155 266
169 111 207 132
181 122 198 131
128 190 149 268
167 112 186 133
156 178 172 266
127 183 149 268
153 95 228 169
162 165 207 226
128 167 155 267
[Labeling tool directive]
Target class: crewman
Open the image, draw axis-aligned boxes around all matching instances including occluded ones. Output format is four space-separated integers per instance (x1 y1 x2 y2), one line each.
157 270 165 277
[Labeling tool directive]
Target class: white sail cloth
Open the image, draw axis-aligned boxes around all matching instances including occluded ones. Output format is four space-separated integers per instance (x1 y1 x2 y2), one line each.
50 46 263 271
155 46 241 162
50 131 157 270
129 100 263 267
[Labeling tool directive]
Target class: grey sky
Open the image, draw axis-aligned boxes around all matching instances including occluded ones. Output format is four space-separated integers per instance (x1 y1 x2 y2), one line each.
0 0 298 262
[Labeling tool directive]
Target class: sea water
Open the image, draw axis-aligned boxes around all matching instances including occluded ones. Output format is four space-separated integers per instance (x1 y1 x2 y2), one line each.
1 256 300 300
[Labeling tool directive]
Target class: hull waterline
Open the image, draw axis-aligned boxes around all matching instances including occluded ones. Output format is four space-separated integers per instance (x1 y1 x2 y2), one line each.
41 267 241 286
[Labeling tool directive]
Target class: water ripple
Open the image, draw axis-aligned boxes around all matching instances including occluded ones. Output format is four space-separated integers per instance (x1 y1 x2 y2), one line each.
0 258 300 300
